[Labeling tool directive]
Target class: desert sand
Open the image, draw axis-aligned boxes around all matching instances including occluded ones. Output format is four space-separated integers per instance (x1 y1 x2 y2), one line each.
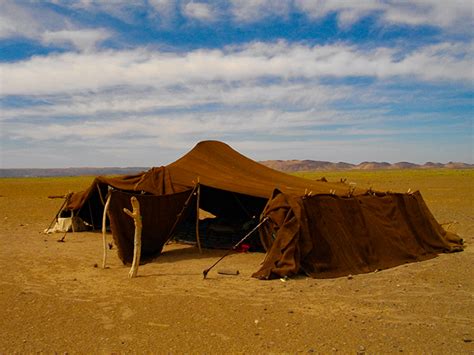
0 171 473 353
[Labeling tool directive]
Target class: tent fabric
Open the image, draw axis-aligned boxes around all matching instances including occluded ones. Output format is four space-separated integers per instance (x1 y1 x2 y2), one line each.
253 190 463 279
166 140 362 198
66 166 177 211
108 189 193 264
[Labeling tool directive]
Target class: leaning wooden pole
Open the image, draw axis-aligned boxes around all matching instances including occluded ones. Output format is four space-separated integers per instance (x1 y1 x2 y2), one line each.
123 196 142 278
101 193 112 269
164 184 198 245
45 192 72 233
195 181 202 253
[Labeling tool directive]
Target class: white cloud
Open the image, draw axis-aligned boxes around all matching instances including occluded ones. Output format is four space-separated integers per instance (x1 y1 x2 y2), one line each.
228 0 473 30
0 107 383 145
182 1 216 21
381 0 474 29
0 1 66 39
295 0 383 27
0 81 350 121
0 41 471 96
41 29 112 52
230 0 292 22
148 0 176 14
0 1 111 51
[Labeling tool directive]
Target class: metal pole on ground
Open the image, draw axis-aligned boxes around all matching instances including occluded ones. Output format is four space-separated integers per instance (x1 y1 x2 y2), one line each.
202 216 269 279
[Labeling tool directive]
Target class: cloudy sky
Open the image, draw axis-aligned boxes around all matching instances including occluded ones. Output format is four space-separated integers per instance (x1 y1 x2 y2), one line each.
0 0 472 168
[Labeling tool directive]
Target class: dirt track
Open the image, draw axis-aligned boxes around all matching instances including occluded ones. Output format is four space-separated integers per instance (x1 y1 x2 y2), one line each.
0 172 473 353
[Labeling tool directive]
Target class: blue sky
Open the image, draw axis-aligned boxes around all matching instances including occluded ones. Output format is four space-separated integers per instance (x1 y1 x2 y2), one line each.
0 0 472 168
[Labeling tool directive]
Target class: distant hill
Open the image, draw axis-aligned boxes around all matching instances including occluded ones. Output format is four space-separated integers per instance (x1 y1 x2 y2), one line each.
260 160 473 172
259 160 355 172
355 161 392 170
0 167 149 178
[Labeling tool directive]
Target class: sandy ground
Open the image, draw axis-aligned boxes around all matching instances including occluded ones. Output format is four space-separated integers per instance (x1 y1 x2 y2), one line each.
0 173 473 353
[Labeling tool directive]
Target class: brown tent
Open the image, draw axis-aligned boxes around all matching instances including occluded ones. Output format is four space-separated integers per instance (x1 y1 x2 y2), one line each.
64 140 463 278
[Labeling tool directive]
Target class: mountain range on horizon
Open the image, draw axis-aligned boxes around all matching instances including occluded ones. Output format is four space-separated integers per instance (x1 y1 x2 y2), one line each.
0 160 472 178
260 160 474 172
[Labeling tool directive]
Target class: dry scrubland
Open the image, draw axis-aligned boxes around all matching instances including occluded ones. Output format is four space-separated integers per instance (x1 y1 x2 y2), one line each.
0 169 473 353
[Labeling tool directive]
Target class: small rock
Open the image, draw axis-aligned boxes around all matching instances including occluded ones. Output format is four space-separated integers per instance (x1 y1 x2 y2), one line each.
347 274 353 280
254 319 259 325
332 347 337 352
288 310 294 314
307 348 315 353
358 345 366 352
93 263 98 268
463 337 472 343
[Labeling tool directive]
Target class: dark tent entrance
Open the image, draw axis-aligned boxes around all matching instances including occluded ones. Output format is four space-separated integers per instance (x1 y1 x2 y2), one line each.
105 183 268 264
75 183 110 230
172 185 267 251
56 182 110 231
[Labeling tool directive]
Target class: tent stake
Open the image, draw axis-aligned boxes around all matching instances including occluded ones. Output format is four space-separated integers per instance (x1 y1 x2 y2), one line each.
195 180 202 253
101 193 112 269
202 216 269 279
124 196 142 278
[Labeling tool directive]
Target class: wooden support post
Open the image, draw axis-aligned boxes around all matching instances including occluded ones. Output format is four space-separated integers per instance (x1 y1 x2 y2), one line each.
123 196 142 278
101 193 112 269
164 184 198 245
97 184 105 206
195 180 202 253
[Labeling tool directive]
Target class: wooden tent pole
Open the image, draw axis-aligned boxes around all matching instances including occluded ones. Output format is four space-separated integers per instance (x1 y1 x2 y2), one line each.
123 196 142 278
44 192 71 233
101 193 112 269
196 179 202 253
164 184 198 245
97 184 105 206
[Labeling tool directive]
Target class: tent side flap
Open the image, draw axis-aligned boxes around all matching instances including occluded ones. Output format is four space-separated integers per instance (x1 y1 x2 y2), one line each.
253 190 464 279
108 188 194 264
